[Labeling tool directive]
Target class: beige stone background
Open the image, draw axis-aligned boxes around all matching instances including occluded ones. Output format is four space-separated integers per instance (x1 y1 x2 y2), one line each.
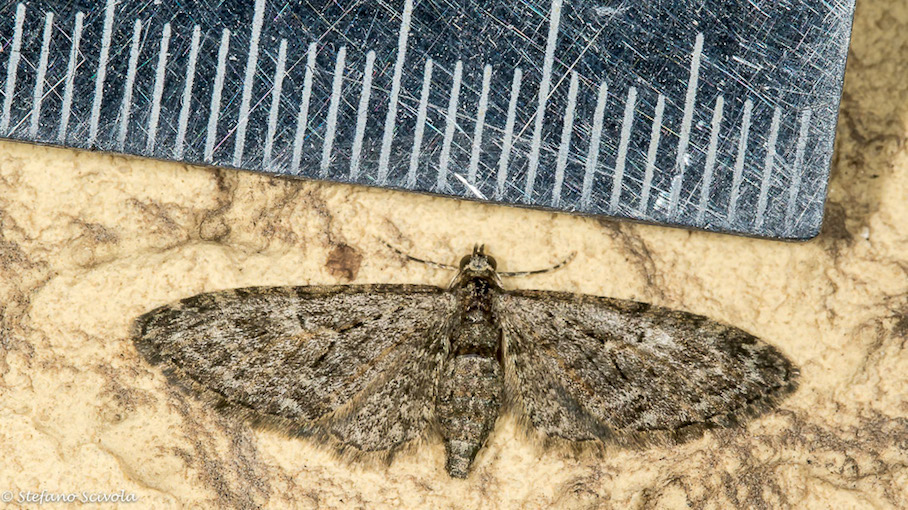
1 0 907 508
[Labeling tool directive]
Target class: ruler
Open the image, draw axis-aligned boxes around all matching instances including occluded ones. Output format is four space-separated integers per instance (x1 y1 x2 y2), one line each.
0 0 855 240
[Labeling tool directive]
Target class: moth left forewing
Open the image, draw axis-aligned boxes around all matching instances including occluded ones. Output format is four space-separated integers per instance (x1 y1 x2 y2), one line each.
317 321 452 454
133 284 456 458
495 289 798 447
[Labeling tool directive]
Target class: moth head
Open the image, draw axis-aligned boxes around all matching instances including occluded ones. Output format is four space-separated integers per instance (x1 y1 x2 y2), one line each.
451 245 502 288
459 245 498 270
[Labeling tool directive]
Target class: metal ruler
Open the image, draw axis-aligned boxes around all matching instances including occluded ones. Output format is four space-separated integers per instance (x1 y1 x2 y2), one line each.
0 0 855 240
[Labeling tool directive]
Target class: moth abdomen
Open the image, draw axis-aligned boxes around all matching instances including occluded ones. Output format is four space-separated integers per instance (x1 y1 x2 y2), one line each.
436 354 503 478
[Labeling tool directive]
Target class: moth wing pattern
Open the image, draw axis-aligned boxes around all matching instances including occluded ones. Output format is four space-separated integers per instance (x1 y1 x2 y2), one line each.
495 290 798 444
133 285 456 453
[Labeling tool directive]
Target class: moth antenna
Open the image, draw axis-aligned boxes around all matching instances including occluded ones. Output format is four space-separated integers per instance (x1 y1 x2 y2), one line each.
381 240 459 271
498 251 577 278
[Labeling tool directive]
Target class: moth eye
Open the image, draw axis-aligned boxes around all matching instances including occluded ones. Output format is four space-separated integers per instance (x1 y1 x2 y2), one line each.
487 256 497 270
459 255 472 269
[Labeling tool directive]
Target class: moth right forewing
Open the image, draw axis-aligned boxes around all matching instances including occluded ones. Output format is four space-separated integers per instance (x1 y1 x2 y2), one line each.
495 290 798 445
495 291 612 442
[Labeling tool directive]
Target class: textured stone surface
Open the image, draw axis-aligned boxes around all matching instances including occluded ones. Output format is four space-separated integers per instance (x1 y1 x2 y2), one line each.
1 0 907 507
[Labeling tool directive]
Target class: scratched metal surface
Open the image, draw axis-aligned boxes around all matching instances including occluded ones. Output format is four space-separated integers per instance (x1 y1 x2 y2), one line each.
0 0 855 239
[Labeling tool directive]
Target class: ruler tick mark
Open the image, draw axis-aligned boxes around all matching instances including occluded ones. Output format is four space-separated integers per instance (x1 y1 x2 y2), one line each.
291 43 317 174
29 11 54 138
1 3 26 135
437 60 463 192
468 65 493 186
611 87 637 212
669 33 704 218
697 96 724 223
174 25 201 159
496 68 522 200
263 39 288 169
205 29 231 162
146 23 172 154
117 20 143 152
755 107 782 229
378 0 414 184
88 0 117 147
728 99 753 226
350 50 375 180
786 110 812 233
233 0 266 167
552 71 579 208
58 11 84 143
581 81 609 209
321 46 347 177
406 58 433 189
525 0 564 200
640 94 666 216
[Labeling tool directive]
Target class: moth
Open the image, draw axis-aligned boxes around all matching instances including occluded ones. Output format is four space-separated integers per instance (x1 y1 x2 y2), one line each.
132 246 798 478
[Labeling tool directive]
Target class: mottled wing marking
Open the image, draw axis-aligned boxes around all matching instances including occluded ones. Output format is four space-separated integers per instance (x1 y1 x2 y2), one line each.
496 290 798 443
133 285 455 451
